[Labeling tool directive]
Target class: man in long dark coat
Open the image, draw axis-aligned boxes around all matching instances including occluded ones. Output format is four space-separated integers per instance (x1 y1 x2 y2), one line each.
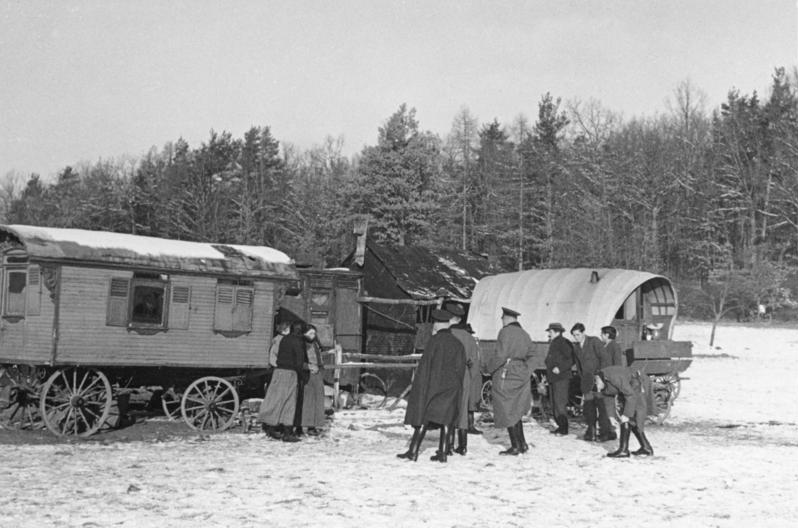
571 322 612 441
595 365 655 458
397 309 466 463
545 322 574 436
446 303 482 456
488 307 535 456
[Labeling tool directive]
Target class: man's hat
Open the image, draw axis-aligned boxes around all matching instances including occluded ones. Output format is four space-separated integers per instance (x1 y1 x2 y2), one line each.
431 309 453 322
501 306 520 317
546 322 565 332
445 303 465 317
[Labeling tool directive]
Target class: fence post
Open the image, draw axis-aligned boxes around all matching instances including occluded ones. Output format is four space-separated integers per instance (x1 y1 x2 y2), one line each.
333 342 342 409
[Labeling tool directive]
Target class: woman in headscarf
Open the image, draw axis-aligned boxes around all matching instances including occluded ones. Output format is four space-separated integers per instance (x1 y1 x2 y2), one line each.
299 324 326 435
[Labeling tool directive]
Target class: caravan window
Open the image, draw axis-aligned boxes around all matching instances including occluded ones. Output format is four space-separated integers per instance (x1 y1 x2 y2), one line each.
106 274 176 329
131 283 166 325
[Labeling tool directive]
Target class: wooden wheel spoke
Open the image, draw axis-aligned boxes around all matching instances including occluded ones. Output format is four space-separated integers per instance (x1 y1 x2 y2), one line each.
76 408 91 430
75 370 90 395
59 371 73 396
78 376 103 398
81 404 101 421
214 398 237 406
185 394 207 405
183 403 206 412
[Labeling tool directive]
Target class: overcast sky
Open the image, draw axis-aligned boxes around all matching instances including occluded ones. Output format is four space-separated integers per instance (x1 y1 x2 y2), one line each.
1 0 796 179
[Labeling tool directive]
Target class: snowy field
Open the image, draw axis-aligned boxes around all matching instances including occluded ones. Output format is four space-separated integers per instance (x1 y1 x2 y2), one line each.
1 322 797 527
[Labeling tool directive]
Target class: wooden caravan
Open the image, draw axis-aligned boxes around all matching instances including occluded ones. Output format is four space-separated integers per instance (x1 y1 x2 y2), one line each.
0 224 298 436
468 268 692 422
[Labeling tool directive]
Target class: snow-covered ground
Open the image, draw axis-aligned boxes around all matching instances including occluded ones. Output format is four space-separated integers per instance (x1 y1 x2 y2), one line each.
2 322 797 527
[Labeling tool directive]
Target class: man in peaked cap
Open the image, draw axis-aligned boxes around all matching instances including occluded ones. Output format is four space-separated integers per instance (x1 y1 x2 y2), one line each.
545 322 575 436
445 302 482 456
487 306 535 455
398 308 466 463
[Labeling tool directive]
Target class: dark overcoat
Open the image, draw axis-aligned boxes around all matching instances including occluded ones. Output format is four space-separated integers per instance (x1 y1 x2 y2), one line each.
451 326 482 417
574 335 603 393
545 335 574 383
488 322 534 428
404 328 466 427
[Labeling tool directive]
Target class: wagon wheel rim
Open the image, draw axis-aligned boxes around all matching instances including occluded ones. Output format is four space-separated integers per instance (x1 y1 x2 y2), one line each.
651 386 673 425
39 368 112 437
161 387 183 420
357 372 388 409
180 376 239 431
1 364 46 430
480 379 493 411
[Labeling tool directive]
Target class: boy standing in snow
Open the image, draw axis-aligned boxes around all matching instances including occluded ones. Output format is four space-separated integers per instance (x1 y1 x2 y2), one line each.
545 322 574 436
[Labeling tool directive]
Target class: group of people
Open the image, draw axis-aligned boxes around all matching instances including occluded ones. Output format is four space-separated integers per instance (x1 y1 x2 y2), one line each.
398 305 655 462
257 320 327 442
397 304 484 462
546 320 653 457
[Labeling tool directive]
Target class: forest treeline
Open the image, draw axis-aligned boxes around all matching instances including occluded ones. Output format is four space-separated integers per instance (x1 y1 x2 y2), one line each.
3 68 798 320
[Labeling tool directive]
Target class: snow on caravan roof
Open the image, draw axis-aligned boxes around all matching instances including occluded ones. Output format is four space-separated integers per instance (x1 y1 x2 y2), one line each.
467 268 676 342
0 224 298 280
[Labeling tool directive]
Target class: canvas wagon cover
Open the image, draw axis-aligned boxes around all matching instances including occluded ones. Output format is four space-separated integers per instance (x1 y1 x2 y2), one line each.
468 268 676 342
0 225 298 280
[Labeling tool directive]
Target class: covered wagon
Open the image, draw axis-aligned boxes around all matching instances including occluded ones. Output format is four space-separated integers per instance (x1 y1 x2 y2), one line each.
0 224 298 436
468 268 692 422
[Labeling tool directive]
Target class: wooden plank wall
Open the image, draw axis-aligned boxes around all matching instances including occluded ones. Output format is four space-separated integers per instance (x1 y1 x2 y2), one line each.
55 266 274 368
0 265 54 364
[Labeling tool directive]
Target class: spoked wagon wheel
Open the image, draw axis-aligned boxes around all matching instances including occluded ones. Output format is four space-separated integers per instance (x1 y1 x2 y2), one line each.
356 372 388 409
39 368 113 437
180 376 240 431
161 387 183 420
649 375 676 425
1 364 47 430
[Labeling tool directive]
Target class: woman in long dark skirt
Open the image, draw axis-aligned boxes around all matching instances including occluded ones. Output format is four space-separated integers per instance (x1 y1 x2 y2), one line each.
300 325 326 435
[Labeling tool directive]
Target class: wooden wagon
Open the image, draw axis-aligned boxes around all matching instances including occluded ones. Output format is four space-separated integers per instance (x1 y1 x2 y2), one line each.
0 224 299 436
468 268 693 423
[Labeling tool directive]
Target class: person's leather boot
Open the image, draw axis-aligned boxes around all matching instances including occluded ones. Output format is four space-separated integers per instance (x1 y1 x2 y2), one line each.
430 426 448 462
607 422 631 458
630 425 654 456
281 424 300 443
583 424 596 442
467 411 483 435
499 426 521 455
551 416 568 436
446 425 455 456
454 429 468 455
516 421 529 453
397 425 427 461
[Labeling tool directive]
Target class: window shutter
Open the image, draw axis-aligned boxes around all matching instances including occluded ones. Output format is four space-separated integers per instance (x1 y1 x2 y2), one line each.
106 277 130 327
169 285 190 330
232 287 254 332
26 265 41 316
213 285 235 331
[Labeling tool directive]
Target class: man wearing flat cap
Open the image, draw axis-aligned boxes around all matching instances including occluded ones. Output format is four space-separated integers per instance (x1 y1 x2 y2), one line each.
398 308 466 463
445 302 482 455
487 306 535 455
545 322 575 436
